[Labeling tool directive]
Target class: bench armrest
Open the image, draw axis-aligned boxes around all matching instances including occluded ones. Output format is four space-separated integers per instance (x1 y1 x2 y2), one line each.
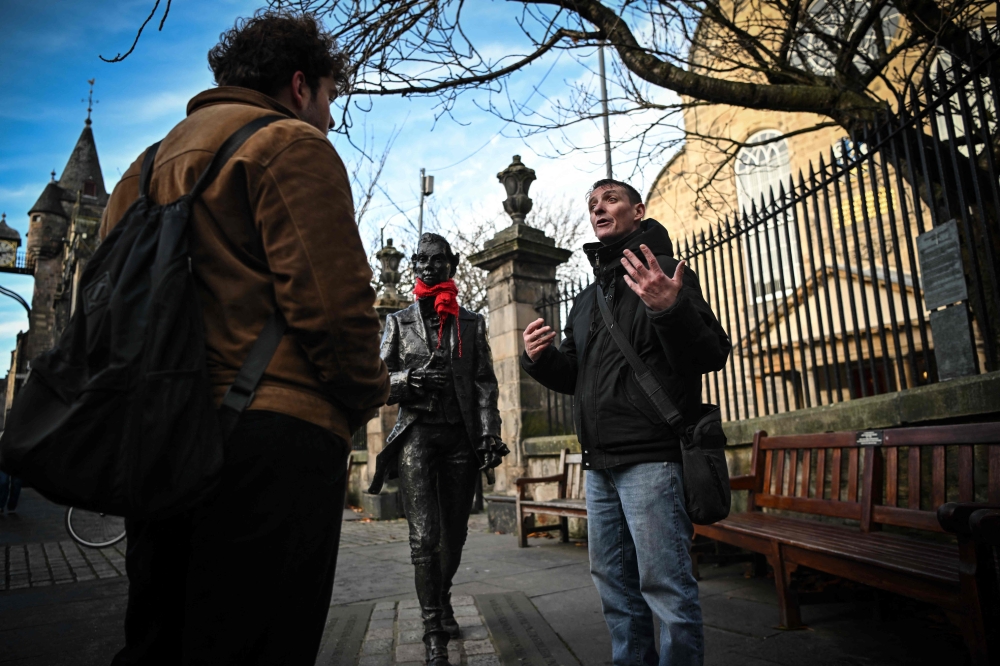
729 474 757 491
937 502 1000 536
970 509 1000 547
515 474 565 487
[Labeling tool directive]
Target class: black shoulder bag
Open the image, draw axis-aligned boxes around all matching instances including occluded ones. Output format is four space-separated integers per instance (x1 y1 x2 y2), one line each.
0 116 287 520
595 285 731 525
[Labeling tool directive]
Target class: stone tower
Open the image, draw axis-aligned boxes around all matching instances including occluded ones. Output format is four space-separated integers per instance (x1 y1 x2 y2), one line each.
23 113 108 361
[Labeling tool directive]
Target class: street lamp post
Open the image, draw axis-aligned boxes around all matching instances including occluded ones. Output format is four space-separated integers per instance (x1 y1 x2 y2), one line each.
417 168 435 238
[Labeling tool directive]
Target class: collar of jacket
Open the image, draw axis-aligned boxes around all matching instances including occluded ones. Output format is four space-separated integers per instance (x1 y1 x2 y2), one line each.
583 218 675 283
186 86 299 119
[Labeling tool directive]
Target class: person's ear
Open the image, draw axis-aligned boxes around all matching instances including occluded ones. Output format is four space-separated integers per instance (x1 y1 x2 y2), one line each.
634 201 646 221
411 253 419 264
290 71 309 111
449 254 460 278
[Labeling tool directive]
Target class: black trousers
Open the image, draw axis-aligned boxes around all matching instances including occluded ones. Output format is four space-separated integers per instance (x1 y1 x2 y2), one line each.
397 422 479 640
111 410 349 666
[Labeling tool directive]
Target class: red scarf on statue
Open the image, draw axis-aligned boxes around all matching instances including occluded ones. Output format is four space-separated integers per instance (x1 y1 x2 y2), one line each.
413 278 462 357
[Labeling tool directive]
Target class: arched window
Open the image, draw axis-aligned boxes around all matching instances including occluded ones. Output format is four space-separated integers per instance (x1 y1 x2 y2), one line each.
735 130 799 302
83 178 97 198
792 0 901 77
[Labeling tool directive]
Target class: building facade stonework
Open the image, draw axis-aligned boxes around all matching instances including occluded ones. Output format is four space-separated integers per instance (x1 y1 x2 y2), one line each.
22 117 108 363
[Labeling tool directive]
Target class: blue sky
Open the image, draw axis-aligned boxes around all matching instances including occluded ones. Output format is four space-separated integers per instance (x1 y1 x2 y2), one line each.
0 0 672 358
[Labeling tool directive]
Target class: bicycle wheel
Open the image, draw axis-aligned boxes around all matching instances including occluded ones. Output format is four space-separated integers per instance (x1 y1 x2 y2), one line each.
65 507 126 548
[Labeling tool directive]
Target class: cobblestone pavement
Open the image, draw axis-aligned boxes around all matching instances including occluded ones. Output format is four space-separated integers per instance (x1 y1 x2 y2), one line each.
1 491 971 666
2 540 127 590
340 518 411 549
359 597 499 666
0 509 408 591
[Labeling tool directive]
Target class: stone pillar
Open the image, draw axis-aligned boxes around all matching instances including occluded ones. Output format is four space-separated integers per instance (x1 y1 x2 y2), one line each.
362 239 410 519
469 156 571 496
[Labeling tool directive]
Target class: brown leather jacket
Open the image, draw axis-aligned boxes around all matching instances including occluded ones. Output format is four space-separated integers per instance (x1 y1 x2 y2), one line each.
100 87 389 443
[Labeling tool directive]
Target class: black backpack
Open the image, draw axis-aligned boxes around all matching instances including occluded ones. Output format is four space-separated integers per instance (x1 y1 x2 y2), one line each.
0 115 287 520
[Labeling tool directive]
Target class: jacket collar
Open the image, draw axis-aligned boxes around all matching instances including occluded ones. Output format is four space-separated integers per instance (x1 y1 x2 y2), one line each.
583 218 674 282
187 86 299 119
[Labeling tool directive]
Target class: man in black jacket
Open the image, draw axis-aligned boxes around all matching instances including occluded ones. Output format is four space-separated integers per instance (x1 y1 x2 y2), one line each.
522 179 731 666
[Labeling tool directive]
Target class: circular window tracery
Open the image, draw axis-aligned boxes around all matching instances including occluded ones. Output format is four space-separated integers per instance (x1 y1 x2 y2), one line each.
792 0 901 77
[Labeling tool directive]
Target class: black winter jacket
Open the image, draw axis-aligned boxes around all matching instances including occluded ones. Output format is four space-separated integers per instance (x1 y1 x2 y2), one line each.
521 219 731 470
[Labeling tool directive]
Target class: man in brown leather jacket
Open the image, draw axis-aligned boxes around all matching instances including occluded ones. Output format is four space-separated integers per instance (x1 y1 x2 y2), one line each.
100 12 389 665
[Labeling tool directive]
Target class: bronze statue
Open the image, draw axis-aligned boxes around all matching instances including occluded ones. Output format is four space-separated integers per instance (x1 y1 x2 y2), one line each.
368 233 507 666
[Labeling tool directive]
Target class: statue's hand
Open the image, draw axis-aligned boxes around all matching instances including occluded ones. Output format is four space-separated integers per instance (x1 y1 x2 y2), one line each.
409 367 450 391
477 436 510 470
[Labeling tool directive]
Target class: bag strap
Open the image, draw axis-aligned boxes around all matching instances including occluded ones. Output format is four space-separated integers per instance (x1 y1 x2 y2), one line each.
139 142 162 197
595 285 686 433
175 114 288 439
218 308 287 439
191 115 285 200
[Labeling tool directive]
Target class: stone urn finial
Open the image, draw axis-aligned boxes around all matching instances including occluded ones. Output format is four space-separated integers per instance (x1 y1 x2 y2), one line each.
375 238 404 298
497 155 536 225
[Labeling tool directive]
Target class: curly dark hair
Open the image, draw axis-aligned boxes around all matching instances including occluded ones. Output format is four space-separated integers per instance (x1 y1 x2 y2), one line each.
208 10 349 98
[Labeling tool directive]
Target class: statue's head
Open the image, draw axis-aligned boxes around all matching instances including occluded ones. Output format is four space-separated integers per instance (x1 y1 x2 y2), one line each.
413 233 459 286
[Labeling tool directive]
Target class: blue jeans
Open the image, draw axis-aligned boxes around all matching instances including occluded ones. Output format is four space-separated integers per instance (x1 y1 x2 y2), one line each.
586 462 703 666
0 471 21 512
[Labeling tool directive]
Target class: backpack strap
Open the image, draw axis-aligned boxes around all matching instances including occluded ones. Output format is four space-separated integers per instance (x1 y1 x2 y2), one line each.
218 308 287 439
190 115 286 200
595 284 686 434
182 114 288 439
139 142 162 197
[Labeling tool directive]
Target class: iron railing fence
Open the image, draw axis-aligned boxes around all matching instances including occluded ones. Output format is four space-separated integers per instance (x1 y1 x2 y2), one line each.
679 27 1000 422
529 27 1000 435
535 278 589 436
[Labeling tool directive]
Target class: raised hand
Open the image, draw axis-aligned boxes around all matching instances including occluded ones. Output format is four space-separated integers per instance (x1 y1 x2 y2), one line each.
621 244 686 312
523 318 556 362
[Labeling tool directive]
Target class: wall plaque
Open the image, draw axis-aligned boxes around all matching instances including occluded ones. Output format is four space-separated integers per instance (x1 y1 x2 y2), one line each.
916 220 968 311
930 305 977 380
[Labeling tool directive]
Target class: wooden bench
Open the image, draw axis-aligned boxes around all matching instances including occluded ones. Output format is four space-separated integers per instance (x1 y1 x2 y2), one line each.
695 423 1000 664
514 449 586 548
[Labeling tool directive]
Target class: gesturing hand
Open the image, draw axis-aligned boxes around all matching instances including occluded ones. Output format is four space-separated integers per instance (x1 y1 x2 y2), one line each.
621 244 686 312
523 318 556 362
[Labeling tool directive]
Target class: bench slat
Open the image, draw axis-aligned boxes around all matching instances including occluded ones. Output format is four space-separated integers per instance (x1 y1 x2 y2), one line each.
871 505 946 533
882 422 1000 446
831 449 842 501
847 448 859 502
886 447 898 506
932 446 946 510
992 447 1000 503
908 447 920 510
815 449 826 500
774 451 785 498
709 513 959 583
799 450 811 498
759 431 856 449
958 446 973 502
763 450 773 496
754 493 862 520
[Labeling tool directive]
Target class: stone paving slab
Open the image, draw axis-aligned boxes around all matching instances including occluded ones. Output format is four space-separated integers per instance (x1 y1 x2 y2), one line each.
0 496 973 666
478 591 581 666
315 603 374 665
2 540 128 590
357 595 498 666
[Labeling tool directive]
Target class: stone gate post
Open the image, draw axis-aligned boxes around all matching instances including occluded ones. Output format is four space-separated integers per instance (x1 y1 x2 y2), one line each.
361 239 410 519
468 156 571 496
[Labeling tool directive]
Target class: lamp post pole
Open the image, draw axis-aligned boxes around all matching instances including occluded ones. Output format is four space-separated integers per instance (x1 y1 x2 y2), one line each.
417 168 434 238
599 43 612 179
